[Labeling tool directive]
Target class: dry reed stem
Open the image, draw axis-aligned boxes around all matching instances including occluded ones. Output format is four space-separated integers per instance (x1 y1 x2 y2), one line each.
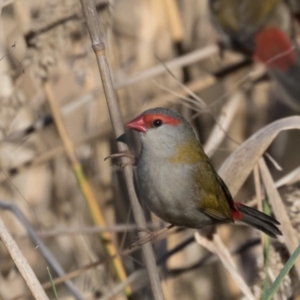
162 0 184 42
11 238 147 300
203 91 241 157
156 57 244 151
0 217 48 300
275 166 300 187
1 2 43 298
264 153 283 171
0 75 216 184
253 165 266 245
0 201 84 299
43 81 129 294
152 74 216 110
31 223 161 237
195 231 256 300
114 44 219 88
78 0 164 299
219 116 300 197
259 158 300 278
240 165 300 209
12 228 261 300
99 270 147 300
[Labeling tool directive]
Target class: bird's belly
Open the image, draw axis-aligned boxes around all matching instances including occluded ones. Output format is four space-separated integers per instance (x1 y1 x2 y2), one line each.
137 160 212 228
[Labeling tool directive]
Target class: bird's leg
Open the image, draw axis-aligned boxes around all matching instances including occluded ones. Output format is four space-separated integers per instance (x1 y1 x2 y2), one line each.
130 224 174 249
104 150 137 169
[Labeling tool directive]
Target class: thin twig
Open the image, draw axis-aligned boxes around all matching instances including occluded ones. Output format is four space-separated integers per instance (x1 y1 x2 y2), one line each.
44 81 129 294
78 1 164 299
0 216 48 300
203 91 241 157
11 232 262 300
10 251 133 300
114 44 219 88
11 238 148 300
0 75 216 183
155 55 241 147
275 166 300 188
253 165 265 245
195 231 256 300
100 270 147 300
259 158 300 278
0 201 84 300
12 223 162 238
219 116 300 197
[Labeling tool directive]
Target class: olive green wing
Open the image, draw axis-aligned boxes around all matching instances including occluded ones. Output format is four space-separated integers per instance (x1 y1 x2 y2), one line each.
194 161 234 221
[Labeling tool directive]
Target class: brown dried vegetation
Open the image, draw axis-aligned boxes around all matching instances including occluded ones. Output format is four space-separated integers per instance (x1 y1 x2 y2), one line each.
0 0 300 299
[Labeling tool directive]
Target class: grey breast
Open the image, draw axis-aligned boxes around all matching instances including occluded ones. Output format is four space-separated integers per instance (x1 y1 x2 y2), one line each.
137 154 209 227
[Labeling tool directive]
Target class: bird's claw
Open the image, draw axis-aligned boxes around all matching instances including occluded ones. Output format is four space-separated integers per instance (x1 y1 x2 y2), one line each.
129 225 174 249
129 230 160 249
104 150 137 169
136 227 152 234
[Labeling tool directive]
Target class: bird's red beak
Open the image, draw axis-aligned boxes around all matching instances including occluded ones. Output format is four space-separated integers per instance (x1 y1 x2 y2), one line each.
126 115 146 132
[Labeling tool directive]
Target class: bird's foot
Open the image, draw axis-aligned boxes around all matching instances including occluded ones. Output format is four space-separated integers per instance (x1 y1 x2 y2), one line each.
129 225 174 249
104 150 136 169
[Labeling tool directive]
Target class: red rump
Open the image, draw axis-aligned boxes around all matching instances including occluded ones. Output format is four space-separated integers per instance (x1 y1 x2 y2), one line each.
231 209 243 220
254 27 297 72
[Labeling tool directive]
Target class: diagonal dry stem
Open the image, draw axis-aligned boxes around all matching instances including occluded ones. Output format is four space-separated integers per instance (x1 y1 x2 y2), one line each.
203 91 241 157
253 165 266 245
114 45 219 88
78 0 164 299
0 75 216 184
0 201 83 299
0 217 48 300
219 116 300 196
259 158 300 278
44 81 130 294
195 231 256 300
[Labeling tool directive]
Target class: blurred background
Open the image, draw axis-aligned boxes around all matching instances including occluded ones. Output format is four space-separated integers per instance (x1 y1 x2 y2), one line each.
0 0 300 299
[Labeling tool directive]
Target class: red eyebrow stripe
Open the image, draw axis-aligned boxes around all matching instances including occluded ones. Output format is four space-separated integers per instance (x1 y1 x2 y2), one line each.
143 114 182 127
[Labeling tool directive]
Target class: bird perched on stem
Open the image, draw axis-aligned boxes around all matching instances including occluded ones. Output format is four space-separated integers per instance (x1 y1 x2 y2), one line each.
107 108 281 246
209 0 300 111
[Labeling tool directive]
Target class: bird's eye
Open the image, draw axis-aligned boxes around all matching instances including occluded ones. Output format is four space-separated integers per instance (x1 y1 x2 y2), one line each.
152 119 163 127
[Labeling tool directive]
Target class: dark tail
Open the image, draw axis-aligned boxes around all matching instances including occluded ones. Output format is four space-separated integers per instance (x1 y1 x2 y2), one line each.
234 203 282 238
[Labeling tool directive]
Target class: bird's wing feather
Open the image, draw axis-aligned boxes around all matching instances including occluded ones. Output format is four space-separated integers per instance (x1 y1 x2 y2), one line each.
215 173 235 208
202 207 231 221
194 160 233 221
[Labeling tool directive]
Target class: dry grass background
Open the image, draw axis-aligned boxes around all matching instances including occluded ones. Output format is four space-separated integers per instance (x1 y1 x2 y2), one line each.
0 0 300 299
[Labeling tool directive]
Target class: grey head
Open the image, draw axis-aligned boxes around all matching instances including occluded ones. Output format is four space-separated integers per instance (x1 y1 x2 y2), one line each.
126 107 196 158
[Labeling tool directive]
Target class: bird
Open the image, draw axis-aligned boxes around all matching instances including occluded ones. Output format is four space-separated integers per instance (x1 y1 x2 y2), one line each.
117 107 281 244
209 0 300 111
